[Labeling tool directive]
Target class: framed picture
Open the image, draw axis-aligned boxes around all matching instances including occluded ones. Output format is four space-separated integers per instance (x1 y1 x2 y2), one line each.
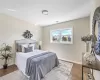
50 28 73 44
50 30 61 43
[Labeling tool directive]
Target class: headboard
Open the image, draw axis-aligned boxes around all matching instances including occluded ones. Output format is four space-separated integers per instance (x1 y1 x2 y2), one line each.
15 39 38 52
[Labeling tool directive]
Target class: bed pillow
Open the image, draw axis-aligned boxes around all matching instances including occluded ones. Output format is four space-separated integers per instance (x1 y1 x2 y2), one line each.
21 44 29 52
21 44 28 47
17 44 22 52
21 44 34 53
29 44 35 51
24 47 33 53
17 43 27 52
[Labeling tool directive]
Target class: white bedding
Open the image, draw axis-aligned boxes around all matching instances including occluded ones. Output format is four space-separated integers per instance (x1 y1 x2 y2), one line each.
15 50 47 75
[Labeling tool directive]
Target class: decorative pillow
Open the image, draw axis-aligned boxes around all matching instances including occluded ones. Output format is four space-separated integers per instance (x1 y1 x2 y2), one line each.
24 47 33 53
21 44 29 52
22 44 28 47
29 44 35 50
17 44 22 52
17 43 35 53
17 43 27 52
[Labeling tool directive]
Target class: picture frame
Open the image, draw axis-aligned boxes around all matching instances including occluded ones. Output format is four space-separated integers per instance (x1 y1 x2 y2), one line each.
50 28 73 44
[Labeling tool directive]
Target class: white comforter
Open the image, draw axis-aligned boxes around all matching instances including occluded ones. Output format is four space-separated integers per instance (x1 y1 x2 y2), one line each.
16 50 47 75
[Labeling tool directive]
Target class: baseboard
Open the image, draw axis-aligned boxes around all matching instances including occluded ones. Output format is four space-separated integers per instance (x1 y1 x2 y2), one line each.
59 58 82 65
0 63 14 69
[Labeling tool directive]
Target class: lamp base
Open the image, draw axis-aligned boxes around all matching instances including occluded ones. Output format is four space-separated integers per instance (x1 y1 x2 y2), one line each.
39 45 41 50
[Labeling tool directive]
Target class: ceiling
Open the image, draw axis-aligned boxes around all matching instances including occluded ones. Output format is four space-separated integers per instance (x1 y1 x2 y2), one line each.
0 0 92 27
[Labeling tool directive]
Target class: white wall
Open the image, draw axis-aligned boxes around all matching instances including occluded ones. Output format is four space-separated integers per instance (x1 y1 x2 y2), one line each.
0 13 42 68
42 17 90 64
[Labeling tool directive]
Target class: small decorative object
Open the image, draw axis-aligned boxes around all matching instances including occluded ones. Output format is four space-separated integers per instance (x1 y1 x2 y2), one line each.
0 43 12 69
84 52 95 65
22 30 33 39
83 35 97 65
87 73 94 80
81 35 92 42
39 41 42 50
85 34 97 64
82 35 96 65
81 35 92 52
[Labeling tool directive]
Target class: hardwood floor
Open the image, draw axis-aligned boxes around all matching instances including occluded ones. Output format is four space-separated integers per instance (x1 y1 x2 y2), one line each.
0 65 18 77
0 63 83 80
71 63 82 80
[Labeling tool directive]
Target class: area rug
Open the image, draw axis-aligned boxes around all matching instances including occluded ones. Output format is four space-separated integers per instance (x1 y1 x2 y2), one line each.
1 60 73 80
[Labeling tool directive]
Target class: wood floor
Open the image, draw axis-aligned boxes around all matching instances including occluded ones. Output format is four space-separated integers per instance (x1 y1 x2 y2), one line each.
0 65 18 77
71 63 82 80
0 63 82 80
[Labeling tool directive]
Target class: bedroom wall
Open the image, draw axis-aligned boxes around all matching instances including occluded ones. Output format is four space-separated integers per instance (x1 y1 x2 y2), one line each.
42 17 90 64
0 13 42 68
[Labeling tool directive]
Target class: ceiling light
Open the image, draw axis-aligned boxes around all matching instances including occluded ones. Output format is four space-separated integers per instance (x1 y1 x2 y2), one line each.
34 24 38 26
7 9 16 12
42 10 48 15
56 21 59 23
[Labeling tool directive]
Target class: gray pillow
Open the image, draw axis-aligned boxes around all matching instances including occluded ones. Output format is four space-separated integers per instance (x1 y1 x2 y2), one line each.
24 47 33 53
17 43 26 52
17 43 22 52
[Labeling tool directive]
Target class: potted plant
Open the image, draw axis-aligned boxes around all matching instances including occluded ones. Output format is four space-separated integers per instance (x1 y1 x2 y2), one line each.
0 43 12 69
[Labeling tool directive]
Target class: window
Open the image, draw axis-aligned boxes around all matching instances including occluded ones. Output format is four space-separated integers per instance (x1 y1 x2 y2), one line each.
50 28 73 44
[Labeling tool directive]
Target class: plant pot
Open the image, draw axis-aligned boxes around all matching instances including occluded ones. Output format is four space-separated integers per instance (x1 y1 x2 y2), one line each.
3 64 8 69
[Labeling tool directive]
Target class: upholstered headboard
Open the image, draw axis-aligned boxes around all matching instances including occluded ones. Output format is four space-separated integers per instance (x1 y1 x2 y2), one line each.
15 39 38 52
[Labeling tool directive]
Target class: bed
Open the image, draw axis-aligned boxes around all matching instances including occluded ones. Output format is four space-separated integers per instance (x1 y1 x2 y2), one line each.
15 39 59 80
16 50 47 75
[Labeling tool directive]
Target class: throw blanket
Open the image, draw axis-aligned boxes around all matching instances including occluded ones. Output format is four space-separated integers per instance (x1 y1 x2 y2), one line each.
25 52 59 80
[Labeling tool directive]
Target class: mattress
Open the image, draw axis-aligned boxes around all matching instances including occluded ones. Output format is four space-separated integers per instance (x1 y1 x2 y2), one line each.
15 50 47 75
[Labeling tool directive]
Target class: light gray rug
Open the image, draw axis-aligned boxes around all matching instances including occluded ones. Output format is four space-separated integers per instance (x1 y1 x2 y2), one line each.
1 60 73 80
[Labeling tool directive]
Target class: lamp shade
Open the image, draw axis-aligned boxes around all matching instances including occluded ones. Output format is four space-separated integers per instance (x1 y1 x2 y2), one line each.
39 41 42 45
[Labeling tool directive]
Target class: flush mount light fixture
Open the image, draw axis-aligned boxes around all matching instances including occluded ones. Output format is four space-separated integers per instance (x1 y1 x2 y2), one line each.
42 10 48 15
56 21 59 23
34 24 38 26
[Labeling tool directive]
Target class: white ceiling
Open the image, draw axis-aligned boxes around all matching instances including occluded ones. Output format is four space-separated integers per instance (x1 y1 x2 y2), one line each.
0 0 92 27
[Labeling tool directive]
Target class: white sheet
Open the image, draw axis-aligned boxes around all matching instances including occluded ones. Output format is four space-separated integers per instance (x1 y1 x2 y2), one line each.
15 50 47 75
